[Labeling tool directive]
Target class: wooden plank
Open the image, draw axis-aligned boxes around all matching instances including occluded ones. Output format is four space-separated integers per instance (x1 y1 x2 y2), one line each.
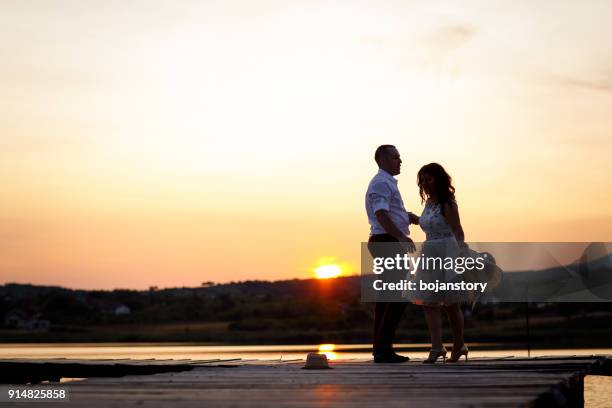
1 356 609 408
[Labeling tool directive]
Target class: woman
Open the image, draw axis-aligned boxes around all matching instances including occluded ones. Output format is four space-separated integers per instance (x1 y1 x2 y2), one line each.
412 163 468 363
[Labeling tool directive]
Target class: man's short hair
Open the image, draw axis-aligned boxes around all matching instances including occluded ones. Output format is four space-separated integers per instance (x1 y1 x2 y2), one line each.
374 145 396 165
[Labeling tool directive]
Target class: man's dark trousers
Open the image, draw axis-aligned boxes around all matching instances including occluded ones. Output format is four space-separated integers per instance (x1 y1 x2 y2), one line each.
367 233 408 353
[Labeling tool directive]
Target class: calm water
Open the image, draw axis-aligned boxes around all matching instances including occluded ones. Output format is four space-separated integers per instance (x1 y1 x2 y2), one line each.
1 343 611 360
1 343 610 407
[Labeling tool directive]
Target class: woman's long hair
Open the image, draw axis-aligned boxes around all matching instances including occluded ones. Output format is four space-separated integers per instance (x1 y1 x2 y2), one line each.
417 163 456 215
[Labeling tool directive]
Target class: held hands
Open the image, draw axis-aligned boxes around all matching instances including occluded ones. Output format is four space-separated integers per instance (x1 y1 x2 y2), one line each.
407 212 420 225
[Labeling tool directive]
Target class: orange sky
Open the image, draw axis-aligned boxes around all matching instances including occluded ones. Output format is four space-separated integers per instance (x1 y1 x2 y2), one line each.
1 1 612 289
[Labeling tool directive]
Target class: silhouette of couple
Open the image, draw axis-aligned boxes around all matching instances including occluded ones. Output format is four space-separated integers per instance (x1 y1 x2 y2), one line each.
365 145 468 364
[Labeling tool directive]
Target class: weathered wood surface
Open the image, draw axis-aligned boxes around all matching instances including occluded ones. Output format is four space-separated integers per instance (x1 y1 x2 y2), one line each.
1 356 610 408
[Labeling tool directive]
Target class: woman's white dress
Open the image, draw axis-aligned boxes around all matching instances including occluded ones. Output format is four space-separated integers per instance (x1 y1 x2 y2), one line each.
409 200 466 305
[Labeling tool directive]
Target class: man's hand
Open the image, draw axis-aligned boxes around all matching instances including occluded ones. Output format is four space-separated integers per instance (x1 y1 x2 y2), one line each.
408 212 420 225
398 235 416 253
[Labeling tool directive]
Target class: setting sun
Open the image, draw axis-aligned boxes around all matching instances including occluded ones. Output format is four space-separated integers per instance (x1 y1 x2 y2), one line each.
315 264 342 279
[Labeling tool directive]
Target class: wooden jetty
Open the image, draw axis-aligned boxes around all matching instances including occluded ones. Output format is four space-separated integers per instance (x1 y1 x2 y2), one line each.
1 355 610 407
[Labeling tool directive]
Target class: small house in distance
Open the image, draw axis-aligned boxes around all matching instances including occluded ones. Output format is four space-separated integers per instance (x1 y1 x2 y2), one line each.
114 305 131 315
3 309 50 331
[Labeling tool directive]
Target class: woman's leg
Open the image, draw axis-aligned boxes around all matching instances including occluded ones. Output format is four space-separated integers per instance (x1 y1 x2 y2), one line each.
443 304 464 349
423 305 443 350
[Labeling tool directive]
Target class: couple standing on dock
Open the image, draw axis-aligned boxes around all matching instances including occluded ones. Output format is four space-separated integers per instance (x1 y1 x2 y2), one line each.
365 144 469 364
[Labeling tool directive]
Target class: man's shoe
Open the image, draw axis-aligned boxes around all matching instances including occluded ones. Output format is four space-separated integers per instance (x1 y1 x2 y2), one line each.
373 351 410 363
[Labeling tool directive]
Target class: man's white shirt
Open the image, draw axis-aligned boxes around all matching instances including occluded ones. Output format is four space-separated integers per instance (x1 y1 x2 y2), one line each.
365 169 410 236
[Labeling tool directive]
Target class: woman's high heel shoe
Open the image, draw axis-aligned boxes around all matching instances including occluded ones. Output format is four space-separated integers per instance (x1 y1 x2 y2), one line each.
423 347 447 364
447 345 469 363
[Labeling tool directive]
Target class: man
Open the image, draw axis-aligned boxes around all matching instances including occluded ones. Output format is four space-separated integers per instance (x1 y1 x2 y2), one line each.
365 144 418 363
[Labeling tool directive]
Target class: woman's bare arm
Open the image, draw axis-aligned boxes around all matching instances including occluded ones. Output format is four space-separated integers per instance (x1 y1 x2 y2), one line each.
443 201 465 242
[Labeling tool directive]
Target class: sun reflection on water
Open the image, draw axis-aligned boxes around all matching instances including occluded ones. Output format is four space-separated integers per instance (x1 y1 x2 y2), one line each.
318 344 338 360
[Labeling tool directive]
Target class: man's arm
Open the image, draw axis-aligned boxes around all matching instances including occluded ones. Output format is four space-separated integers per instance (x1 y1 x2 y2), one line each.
368 180 415 252
375 210 416 253
375 210 405 240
